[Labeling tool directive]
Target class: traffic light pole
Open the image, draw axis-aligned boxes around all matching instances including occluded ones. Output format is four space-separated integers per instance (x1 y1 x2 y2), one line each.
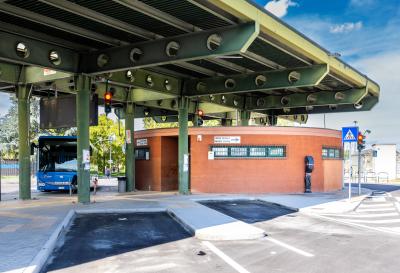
358 147 362 195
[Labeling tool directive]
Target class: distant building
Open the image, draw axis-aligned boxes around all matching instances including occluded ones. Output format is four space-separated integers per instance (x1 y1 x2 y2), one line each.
352 144 399 181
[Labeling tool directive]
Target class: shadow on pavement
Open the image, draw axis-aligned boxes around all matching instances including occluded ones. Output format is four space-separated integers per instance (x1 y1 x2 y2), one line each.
199 200 295 224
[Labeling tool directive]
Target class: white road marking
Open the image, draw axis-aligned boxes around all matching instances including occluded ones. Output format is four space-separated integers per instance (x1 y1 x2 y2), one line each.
367 197 386 202
329 212 399 218
356 208 396 212
343 218 400 224
394 202 400 213
307 213 400 236
263 237 314 257
358 203 393 208
202 241 251 273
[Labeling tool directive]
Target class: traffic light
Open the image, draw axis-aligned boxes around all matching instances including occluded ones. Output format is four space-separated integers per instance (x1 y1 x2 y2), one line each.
104 91 112 115
357 132 366 151
196 109 204 126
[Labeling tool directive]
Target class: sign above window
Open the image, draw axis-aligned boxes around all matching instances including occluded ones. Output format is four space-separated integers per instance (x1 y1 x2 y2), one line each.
214 136 241 144
136 139 148 146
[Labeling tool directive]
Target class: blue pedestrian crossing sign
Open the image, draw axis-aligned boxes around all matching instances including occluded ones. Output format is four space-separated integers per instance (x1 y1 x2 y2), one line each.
342 127 359 142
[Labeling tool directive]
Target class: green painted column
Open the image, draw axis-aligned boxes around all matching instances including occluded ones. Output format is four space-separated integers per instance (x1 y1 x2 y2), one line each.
240 111 250 126
76 75 91 203
221 119 232 127
193 113 199 127
17 85 31 200
178 97 190 194
125 102 135 192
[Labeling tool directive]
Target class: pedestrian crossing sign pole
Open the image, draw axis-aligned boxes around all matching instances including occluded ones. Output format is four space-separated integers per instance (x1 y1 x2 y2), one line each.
342 127 359 200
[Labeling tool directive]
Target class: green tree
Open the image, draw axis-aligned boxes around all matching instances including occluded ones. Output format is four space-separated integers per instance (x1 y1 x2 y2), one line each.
89 114 125 174
0 95 42 159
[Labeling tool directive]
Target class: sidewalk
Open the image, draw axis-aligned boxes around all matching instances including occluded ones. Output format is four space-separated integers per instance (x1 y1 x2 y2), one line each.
0 188 370 273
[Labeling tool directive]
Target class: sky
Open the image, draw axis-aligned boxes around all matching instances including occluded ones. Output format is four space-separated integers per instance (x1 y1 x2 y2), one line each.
1 0 399 144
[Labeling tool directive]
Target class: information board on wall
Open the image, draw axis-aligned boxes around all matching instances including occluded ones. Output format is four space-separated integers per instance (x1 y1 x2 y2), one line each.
214 136 241 144
136 139 148 146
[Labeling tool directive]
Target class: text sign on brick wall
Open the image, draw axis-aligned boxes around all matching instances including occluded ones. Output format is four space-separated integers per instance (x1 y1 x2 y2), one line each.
214 136 241 144
136 139 148 146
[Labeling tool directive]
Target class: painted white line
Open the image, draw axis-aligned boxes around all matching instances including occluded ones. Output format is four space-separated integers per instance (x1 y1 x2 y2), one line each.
356 208 396 212
394 202 400 213
307 213 400 236
326 212 399 218
358 203 393 208
367 197 386 202
202 241 251 273
263 237 314 257
344 218 400 224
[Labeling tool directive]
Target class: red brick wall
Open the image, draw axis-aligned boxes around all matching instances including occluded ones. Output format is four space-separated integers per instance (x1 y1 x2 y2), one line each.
323 160 343 191
134 127 343 193
135 136 161 191
190 134 342 193
161 137 178 191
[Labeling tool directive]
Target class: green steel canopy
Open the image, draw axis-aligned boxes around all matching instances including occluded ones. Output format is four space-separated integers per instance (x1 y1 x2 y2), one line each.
0 0 380 124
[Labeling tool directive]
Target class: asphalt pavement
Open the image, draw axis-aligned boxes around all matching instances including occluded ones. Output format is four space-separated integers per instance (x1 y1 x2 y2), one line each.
3 183 400 273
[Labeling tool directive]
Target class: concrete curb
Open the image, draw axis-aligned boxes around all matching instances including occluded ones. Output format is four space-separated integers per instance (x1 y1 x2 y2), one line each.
76 208 166 214
22 209 75 273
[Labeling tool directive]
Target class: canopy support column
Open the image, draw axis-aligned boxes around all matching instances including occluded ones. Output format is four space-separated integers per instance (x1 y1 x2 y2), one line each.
125 102 135 192
17 84 31 200
76 75 91 204
178 97 190 194
240 110 251 126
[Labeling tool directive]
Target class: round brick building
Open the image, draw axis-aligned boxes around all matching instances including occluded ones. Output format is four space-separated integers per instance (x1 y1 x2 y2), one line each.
134 126 343 193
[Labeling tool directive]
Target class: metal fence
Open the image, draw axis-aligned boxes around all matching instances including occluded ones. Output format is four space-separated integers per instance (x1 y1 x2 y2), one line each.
0 158 38 177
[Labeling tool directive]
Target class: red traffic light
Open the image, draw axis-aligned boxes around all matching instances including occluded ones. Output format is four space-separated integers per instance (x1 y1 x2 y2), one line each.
357 133 365 145
197 109 204 116
104 92 112 101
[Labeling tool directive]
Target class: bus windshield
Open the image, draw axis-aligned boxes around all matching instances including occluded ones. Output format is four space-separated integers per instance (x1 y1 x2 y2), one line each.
39 139 77 173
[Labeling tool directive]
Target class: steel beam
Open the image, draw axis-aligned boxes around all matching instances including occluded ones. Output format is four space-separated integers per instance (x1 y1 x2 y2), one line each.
0 2 124 46
184 64 328 96
17 84 31 200
40 0 161 40
0 21 92 51
0 62 21 84
0 31 80 72
76 75 91 204
262 95 378 115
125 102 135 192
0 62 73 84
178 97 190 194
83 22 259 74
248 87 368 111
198 94 245 110
104 69 181 95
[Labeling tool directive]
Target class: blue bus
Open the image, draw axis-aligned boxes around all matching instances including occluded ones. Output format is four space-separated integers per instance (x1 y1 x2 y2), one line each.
35 136 90 192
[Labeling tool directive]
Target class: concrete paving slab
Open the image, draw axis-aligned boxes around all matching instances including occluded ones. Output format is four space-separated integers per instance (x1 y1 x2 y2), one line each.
167 200 266 240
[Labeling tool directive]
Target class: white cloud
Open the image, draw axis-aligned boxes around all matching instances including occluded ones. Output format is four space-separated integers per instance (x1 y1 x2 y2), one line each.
350 0 375 7
330 21 363 34
264 0 298 18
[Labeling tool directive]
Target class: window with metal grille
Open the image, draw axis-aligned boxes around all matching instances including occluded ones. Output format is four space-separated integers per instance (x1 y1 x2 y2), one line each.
135 148 149 160
210 145 286 159
322 147 341 159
